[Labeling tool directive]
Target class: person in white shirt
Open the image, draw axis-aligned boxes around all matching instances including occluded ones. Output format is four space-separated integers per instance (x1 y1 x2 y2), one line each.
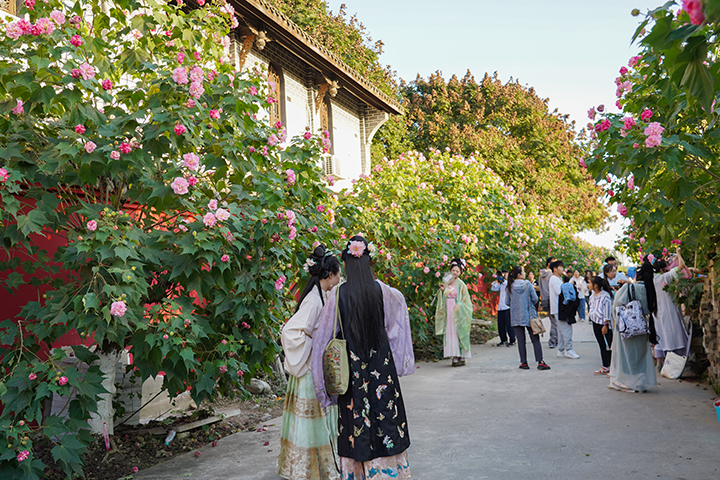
550 260 580 359
571 270 589 321
492 270 515 347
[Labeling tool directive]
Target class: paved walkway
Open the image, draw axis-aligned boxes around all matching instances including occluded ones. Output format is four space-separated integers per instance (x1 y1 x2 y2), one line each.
132 319 720 480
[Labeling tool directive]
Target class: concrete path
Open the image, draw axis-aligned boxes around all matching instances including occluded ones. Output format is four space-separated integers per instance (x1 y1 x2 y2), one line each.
131 319 720 480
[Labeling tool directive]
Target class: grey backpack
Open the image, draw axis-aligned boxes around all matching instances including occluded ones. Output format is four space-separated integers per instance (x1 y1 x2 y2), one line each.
616 284 647 340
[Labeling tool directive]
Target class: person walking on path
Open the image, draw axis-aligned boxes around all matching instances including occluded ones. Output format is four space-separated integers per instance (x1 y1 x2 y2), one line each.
652 248 692 364
571 270 589 322
491 270 515 347
588 275 613 375
507 266 550 370
539 256 558 348
311 236 415 480
608 269 657 393
553 261 581 359
278 245 342 480
434 258 474 366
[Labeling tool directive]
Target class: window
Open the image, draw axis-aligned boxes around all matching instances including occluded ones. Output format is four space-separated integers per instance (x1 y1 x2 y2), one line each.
267 63 284 127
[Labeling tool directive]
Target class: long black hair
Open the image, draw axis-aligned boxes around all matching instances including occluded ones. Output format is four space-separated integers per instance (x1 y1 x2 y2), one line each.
507 266 523 295
449 258 465 272
340 236 384 359
638 255 659 344
591 275 612 295
294 244 340 313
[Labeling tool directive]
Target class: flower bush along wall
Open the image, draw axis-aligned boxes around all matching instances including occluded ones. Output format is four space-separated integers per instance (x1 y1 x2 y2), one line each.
587 1 720 262
335 149 606 353
0 0 337 476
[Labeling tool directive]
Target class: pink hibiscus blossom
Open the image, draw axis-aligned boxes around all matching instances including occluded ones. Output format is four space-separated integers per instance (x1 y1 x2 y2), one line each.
174 124 187 135
683 0 705 25
275 275 287 291
594 119 611 132
6 21 25 40
172 67 188 85
78 63 95 80
221 254 229 262
303 131 312 140
640 108 653 121
215 208 230 221
623 117 637 130
644 122 664 137
12 99 23 115
183 152 200 170
84 141 96 153
87 220 97 231
203 212 217 227
110 300 127 317
75 124 86 134
209 109 220 120
0 168 9 183
645 135 662 148
171 177 189 195
617 203 629 217
17 450 30 462
70 34 83 47
285 169 296 185
50 10 65 25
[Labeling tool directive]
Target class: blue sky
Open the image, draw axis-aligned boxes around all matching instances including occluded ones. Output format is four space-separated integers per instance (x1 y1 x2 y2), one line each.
326 0 665 251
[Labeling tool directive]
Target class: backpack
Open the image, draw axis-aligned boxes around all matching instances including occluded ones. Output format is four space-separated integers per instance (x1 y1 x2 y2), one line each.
615 284 647 340
558 284 580 324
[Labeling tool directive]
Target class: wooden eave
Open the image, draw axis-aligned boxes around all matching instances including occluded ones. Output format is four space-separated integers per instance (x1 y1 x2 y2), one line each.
228 0 403 116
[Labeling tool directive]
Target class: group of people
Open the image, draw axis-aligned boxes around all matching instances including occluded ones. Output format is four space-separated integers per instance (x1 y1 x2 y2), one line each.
277 237 414 480
275 237 695 480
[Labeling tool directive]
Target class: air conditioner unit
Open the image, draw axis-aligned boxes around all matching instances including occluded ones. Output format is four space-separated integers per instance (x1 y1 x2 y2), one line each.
321 154 344 180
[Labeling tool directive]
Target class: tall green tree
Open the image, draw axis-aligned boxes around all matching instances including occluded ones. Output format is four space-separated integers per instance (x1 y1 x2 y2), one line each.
394 71 605 231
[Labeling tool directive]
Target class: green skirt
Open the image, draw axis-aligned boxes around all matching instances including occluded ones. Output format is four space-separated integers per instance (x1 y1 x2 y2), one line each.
278 371 339 480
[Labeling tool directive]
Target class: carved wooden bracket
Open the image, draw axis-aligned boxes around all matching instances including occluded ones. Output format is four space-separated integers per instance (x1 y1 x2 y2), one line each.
314 83 330 112
237 34 256 69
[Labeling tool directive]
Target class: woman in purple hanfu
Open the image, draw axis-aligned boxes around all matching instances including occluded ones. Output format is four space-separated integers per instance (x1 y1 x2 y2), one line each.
312 236 415 480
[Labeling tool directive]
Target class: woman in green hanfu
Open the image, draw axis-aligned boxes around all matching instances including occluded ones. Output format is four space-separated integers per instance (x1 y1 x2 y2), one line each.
278 245 342 480
435 258 474 366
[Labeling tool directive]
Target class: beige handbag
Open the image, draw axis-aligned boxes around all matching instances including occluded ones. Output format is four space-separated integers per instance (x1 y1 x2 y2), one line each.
322 291 349 396
527 283 545 335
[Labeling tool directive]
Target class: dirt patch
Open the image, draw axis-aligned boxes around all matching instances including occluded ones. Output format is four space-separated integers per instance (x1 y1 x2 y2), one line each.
34 390 284 480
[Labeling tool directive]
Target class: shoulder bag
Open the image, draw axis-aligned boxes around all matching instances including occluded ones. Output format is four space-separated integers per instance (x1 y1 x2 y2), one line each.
615 284 648 340
527 283 545 335
322 290 349 396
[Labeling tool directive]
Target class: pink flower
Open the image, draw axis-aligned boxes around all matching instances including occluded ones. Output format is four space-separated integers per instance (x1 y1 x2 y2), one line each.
177 52 185 64
209 109 220 120
110 151 120 160
215 208 230 221
639 237 646 244
6 21 24 40
70 68 81 79
17 450 30 462
288 226 297 240
317 205 325 212
208 199 218 210
57 376 68 386
203 212 217 227
28 373 37 380
174 124 186 135
587 107 596 120
275 275 286 291
645 134 662 148
183 152 200 170
608 190 614 197
185 98 196 108
119 142 132 154
171 177 189 194
189 66 204 82
172 67 188 85
101 79 113 91
87 220 97 231
627 176 635 190
640 108 653 121
50 10 66 26
617 203 628 217
629 55 641 67
84 141 96 153
12 99 23 115
303 131 312 140
75 124 86 134
78 63 95 80
110 300 127 317
189 81 204 99
423 266 430 274
219 365 227 374
633 143 640 149
163 334 169 339
619 66 628 75
188 176 197 186
69 34 83 47
579 158 587 168
595 119 611 132
683 0 705 25
616 100 623 109
644 122 664 137
285 210 296 225
285 169 296 185
1 167 13 182
347 241 366 258
132 467 139 473
221 254 229 262
623 117 636 130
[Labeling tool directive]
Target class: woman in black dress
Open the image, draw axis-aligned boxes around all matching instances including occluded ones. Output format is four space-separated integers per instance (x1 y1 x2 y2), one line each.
312 235 414 480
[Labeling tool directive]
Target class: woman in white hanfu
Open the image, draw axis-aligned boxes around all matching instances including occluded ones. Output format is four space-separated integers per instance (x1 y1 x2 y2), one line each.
278 244 341 480
652 247 692 364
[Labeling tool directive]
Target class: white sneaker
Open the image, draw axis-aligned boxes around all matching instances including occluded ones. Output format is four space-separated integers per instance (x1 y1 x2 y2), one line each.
557 350 565 357
564 349 580 359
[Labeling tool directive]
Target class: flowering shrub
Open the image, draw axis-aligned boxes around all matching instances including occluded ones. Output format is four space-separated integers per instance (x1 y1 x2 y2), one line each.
336 149 606 353
0 0 334 476
587 1 720 260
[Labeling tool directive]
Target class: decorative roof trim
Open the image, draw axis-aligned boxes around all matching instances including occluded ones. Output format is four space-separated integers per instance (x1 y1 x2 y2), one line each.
229 0 403 115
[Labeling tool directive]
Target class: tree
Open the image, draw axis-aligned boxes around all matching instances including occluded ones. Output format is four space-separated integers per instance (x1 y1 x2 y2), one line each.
394 71 606 231
0 0 335 477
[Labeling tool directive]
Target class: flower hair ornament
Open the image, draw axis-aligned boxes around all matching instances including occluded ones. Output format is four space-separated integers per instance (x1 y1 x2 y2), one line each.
303 257 316 273
346 240 376 258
